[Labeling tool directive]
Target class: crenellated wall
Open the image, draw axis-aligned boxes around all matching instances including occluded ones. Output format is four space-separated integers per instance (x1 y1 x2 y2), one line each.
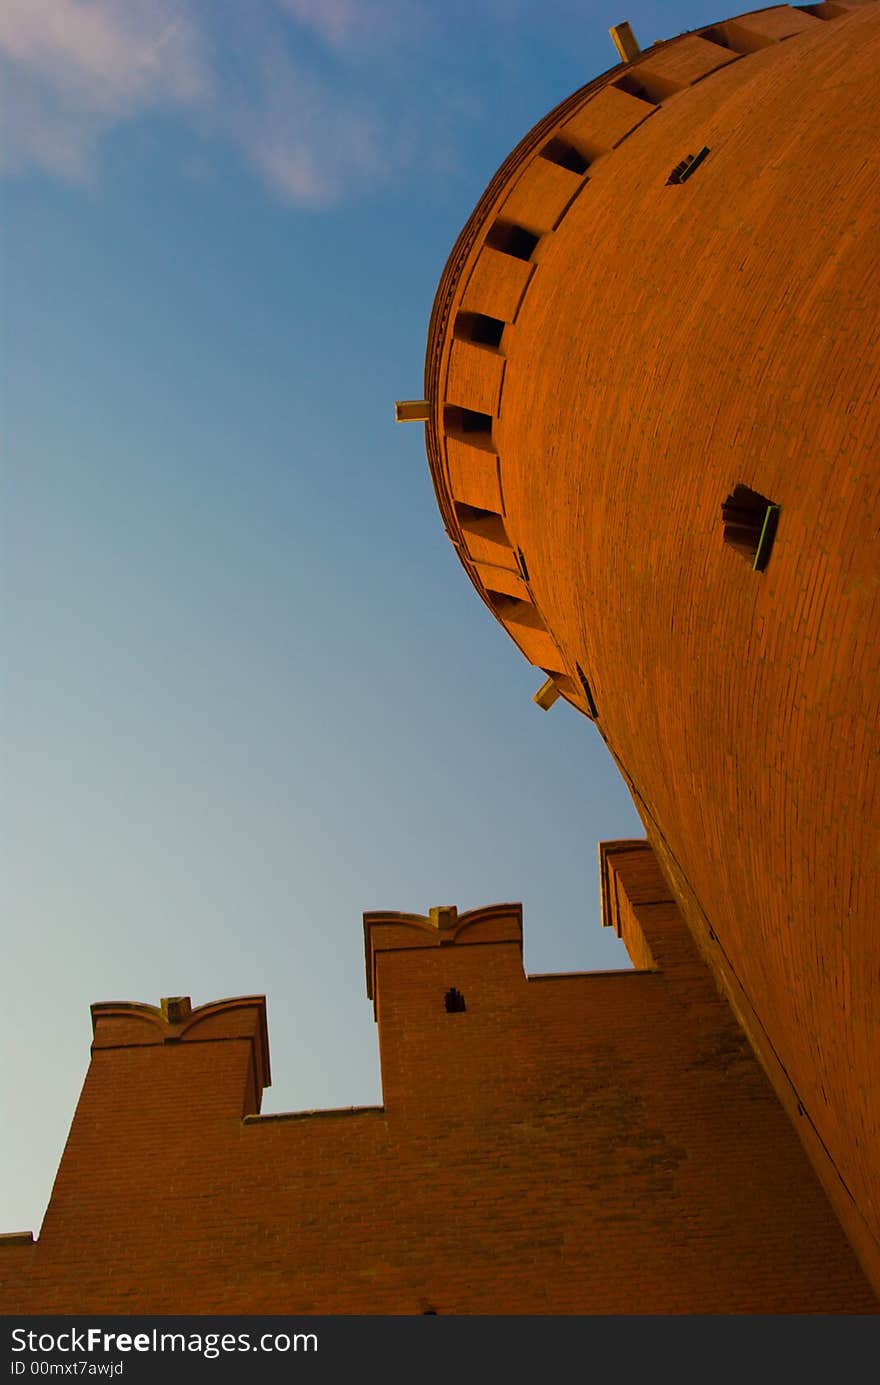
2 843 876 1313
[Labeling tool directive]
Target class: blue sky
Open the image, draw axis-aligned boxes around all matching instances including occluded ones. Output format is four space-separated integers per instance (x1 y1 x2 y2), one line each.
2 0 718 1234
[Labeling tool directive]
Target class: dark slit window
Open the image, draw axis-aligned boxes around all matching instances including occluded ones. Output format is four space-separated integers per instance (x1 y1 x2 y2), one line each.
454 312 505 349
444 988 466 1013
540 138 590 175
485 221 539 261
576 665 599 719
721 485 780 571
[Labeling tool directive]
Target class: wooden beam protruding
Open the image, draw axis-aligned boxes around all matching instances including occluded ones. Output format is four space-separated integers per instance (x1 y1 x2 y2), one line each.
610 21 641 63
395 399 431 422
533 677 561 711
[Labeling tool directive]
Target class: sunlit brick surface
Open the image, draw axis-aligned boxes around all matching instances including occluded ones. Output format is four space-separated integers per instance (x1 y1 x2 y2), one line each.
425 2 880 1291
0 847 875 1313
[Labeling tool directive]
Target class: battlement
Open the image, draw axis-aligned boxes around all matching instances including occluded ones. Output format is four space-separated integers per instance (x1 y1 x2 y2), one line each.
91 994 271 1087
1 838 875 1314
363 901 523 1016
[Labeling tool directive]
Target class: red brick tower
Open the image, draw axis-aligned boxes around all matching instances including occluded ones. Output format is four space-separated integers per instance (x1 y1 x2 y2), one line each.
418 3 880 1289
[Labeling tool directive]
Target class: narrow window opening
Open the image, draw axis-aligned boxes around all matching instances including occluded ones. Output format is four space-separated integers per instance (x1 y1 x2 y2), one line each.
540 138 590 176
721 484 780 571
444 405 495 451
613 73 661 105
486 592 546 632
454 311 505 349
458 407 492 435
445 988 466 1013
487 592 532 622
692 32 740 53
576 665 599 719
698 25 735 50
797 2 848 17
485 220 539 262
700 22 775 54
454 504 508 547
667 147 711 185
516 547 530 582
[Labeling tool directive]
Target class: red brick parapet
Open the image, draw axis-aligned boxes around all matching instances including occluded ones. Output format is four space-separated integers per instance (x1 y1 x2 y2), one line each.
91 994 271 1095
4 851 877 1311
363 902 522 1016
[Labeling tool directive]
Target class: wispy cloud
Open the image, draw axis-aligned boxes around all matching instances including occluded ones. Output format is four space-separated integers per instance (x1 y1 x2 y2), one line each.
242 89 387 209
211 12 396 208
0 0 510 206
0 0 210 178
275 0 427 53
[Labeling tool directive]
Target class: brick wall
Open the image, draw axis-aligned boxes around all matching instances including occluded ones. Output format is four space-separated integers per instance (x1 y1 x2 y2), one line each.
1 842 875 1314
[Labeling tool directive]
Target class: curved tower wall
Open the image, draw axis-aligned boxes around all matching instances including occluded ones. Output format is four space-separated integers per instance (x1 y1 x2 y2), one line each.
424 2 880 1288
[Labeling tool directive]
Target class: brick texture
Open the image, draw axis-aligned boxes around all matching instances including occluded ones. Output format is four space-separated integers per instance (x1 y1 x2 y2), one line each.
424 1 880 1293
0 844 875 1314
